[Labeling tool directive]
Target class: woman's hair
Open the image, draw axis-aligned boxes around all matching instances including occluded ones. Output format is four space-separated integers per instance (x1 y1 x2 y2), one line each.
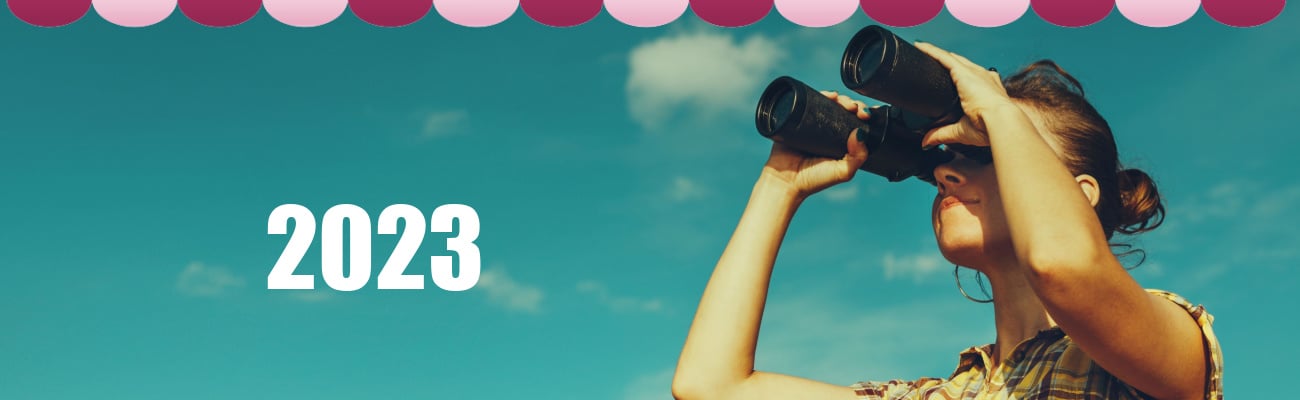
1001 60 1165 259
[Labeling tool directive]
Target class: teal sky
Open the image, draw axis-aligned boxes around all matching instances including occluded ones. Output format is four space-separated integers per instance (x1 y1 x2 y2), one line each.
2 7 1295 399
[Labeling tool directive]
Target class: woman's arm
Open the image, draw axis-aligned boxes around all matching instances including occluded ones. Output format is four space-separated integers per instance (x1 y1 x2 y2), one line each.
915 42 1210 400
672 93 870 400
982 105 1207 400
671 175 858 400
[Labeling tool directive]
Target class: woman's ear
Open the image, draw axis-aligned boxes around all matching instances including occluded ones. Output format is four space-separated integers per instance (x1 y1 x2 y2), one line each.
1076 174 1100 207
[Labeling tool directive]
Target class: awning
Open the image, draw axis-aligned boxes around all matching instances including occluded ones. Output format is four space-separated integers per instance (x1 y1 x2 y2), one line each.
7 0 1286 28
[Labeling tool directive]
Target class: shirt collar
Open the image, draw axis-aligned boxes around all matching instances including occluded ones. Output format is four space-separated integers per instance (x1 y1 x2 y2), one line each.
954 326 1067 373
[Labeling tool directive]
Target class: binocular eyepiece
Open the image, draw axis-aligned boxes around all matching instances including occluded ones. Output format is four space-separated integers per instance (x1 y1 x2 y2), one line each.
755 25 977 184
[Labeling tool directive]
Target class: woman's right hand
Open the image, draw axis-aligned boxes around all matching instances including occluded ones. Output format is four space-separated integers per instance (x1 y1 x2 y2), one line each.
761 91 872 200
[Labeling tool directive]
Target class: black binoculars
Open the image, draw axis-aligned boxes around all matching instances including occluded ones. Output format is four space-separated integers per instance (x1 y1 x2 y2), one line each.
755 25 986 184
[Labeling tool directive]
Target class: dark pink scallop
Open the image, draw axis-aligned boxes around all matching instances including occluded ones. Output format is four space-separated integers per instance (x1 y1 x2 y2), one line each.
1203 0 1286 27
8 0 92 27
177 0 262 27
1030 0 1114 27
690 0 773 27
859 0 944 27
519 0 604 27
348 0 433 27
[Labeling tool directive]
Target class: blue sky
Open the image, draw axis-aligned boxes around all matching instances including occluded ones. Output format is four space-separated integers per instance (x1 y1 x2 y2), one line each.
1 6 1295 399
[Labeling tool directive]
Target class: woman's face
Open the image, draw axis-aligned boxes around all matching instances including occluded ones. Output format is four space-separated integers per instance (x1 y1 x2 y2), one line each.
930 103 1062 270
930 151 1012 270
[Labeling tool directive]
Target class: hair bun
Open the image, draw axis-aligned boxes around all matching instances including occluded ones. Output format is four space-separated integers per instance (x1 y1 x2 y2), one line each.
1115 168 1165 235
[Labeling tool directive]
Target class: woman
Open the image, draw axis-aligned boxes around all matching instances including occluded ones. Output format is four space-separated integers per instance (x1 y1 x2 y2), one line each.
670 42 1223 400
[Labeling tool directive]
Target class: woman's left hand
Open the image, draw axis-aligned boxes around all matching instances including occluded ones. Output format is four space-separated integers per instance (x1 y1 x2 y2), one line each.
913 41 1020 149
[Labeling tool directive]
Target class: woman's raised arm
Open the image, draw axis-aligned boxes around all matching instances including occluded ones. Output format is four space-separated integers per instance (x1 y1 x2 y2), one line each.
671 93 871 400
914 42 1211 400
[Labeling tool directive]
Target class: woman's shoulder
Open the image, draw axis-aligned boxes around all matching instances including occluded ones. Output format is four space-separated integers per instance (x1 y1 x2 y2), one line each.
1138 288 1225 400
1025 289 1223 400
998 289 1221 399
850 289 1224 400
1143 288 1216 325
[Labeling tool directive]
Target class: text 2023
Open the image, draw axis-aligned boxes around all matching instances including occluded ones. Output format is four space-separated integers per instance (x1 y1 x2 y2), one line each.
267 204 480 291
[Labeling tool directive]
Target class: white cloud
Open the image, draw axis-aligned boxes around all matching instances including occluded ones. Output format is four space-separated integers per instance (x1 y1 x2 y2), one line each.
577 280 666 314
288 291 334 303
626 30 784 132
1135 261 1164 278
176 262 244 297
1165 180 1300 240
1143 180 1300 291
822 185 858 203
1181 263 1228 291
421 109 468 138
622 367 675 400
881 251 946 282
477 267 544 313
1247 184 1300 220
755 294 991 386
668 176 708 202
1177 181 1247 223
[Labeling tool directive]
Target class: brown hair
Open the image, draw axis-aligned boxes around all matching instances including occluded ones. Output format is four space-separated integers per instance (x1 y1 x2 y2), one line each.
1001 60 1165 259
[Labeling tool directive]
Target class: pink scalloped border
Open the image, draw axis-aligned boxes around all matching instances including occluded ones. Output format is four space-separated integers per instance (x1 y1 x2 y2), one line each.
6 0 1286 28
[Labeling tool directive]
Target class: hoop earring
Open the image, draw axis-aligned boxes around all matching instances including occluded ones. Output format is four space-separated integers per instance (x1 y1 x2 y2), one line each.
953 265 994 303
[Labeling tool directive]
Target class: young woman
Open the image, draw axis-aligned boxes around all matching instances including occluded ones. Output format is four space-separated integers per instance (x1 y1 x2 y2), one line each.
670 41 1223 400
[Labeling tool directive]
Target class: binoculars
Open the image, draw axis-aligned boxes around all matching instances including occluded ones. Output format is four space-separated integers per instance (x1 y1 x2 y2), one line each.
755 25 986 184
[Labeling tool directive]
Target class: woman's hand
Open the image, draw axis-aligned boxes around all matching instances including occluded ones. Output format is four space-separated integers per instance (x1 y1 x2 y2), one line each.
913 42 1021 149
761 91 872 200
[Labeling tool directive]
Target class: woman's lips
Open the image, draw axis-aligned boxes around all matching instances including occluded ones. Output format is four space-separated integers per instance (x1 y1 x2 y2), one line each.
939 196 977 210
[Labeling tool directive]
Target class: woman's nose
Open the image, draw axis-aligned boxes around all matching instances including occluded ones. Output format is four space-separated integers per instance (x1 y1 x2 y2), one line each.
932 162 965 195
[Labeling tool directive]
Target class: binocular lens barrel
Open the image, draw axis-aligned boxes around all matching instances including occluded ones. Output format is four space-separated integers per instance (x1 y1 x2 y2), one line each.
767 88 796 133
841 26 963 128
756 76 869 159
752 25 975 185
847 37 886 88
755 76 953 183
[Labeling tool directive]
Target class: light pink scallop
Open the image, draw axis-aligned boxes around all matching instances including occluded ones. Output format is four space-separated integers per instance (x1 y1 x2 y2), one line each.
1116 0 1200 27
605 0 689 27
946 0 1030 27
264 0 348 27
434 0 519 27
92 0 176 27
773 0 858 27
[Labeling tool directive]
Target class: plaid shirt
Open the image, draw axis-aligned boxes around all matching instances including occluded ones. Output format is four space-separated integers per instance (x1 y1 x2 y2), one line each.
851 290 1224 399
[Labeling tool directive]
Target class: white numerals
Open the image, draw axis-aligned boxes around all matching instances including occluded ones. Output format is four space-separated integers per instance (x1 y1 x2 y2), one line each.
431 204 480 292
267 204 481 292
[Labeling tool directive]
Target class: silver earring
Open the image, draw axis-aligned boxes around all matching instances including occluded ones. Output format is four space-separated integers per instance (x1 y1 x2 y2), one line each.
954 265 994 303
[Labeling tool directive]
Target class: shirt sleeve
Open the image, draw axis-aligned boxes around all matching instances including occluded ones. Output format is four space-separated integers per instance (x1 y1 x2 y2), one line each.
850 378 946 400
1146 289 1225 400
